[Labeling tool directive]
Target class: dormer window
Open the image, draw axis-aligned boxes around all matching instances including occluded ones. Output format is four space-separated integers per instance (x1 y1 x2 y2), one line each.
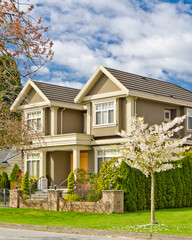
164 110 171 122
95 101 115 126
26 111 42 131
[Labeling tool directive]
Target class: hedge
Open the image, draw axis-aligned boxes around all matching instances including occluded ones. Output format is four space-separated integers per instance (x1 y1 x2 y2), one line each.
119 153 192 211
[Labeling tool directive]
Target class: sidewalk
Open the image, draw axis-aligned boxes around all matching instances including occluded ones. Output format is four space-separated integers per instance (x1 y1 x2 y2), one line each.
0 222 191 240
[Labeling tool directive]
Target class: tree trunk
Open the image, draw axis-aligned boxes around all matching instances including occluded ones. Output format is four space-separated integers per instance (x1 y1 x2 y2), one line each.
151 171 155 225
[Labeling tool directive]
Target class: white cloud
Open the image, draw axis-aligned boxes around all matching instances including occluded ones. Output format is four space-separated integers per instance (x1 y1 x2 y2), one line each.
30 0 192 88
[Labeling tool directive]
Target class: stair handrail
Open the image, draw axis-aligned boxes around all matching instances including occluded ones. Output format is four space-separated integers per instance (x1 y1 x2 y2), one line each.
57 178 68 190
29 176 44 199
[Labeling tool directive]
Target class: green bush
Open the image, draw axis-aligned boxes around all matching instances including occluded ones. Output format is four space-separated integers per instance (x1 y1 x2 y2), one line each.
67 171 75 194
10 164 21 183
0 171 10 189
86 191 101 202
21 171 29 194
64 193 81 202
95 158 120 193
23 193 30 199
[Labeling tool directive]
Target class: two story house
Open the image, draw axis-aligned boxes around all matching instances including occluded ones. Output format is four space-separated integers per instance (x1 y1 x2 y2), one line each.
10 65 192 190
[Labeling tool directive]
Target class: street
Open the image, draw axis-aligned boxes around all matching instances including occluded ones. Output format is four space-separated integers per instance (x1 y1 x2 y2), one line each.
0 227 142 240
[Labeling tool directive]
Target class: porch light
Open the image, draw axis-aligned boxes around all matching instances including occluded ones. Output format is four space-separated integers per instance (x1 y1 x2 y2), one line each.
109 182 113 190
54 182 57 190
15 183 18 189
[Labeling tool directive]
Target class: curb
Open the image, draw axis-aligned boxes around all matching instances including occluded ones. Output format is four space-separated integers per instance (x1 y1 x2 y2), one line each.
0 222 191 240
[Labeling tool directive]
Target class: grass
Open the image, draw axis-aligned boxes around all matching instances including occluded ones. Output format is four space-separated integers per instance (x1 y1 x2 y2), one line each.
0 208 191 236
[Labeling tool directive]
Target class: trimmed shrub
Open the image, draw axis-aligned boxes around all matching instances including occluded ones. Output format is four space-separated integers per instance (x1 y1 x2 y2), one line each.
21 171 29 194
86 191 101 202
67 171 75 194
64 193 81 202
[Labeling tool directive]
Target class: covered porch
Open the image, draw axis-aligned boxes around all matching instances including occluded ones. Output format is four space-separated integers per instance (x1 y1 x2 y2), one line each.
34 133 93 190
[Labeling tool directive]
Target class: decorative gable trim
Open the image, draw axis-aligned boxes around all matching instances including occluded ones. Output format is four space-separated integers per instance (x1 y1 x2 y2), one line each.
10 79 50 112
74 65 129 103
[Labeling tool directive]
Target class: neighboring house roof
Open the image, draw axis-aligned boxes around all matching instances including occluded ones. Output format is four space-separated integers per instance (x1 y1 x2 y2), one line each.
105 67 192 102
33 81 80 104
0 148 21 167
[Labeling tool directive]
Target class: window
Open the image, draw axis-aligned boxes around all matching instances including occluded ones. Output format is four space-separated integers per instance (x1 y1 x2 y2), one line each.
96 149 118 172
164 110 171 121
27 111 42 131
187 109 192 130
95 101 115 126
26 153 40 177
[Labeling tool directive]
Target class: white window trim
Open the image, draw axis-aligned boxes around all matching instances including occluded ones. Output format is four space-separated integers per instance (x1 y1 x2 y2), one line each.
187 108 192 131
164 109 171 122
24 108 44 132
93 99 116 127
26 152 40 177
94 147 119 173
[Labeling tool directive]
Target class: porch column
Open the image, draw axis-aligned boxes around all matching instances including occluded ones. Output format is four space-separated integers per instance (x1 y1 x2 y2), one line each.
73 146 80 170
40 151 48 190
126 97 136 134
50 107 58 135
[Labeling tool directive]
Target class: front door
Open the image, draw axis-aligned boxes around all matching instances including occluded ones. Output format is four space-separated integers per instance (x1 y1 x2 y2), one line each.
70 152 88 171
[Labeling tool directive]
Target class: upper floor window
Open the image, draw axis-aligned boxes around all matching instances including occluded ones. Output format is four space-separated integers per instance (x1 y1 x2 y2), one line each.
27 111 42 131
187 109 192 130
164 110 171 122
95 101 115 126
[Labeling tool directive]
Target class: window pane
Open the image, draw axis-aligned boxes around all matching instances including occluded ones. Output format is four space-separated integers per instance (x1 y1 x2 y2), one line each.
102 103 107 110
102 111 108 124
108 110 114 123
37 161 40 176
96 104 101 111
98 158 103 171
32 161 36 176
37 118 41 130
188 110 192 117
96 112 101 125
188 117 192 130
97 150 103 156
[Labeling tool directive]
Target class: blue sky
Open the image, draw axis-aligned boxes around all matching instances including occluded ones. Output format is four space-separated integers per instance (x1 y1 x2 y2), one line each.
27 0 192 91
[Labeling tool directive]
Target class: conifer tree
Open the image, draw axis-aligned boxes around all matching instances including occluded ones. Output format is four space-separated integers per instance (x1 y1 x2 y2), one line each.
21 171 29 194
67 171 75 194
135 168 146 210
10 164 21 184
155 173 164 209
172 168 183 208
119 161 137 211
0 171 10 189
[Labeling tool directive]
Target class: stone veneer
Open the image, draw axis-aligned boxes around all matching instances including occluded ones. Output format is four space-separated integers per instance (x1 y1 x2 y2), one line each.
9 189 124 214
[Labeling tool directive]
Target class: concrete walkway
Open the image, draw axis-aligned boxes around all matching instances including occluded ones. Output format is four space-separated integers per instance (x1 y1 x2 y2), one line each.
0 222 191 240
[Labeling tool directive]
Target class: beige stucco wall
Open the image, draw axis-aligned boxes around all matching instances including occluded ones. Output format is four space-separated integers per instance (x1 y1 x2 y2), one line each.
87 74 121 96
61 109 84 134
136 98 181 125
88 150 94 173
46 151 71 187
21 88 44 105
0 153 23 176
45 108 51 135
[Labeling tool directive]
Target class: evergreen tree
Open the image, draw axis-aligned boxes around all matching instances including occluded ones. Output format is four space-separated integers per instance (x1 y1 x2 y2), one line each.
155 173 164 209
10 164 21 184
0 171 10 189
67 171 75 194
135 168 146 210
145 175 151 209
172 168 183 208
21 171 29 194
119 161 137 211
164 171 176 208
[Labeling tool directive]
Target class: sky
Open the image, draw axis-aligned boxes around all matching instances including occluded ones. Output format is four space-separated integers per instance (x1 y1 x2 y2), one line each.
27 0 192 91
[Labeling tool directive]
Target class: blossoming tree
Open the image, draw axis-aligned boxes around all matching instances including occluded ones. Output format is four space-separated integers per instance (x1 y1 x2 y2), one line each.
117 115 191 225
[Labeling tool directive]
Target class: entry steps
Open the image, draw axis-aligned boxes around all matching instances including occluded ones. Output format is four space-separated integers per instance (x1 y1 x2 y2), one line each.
30 188 68 200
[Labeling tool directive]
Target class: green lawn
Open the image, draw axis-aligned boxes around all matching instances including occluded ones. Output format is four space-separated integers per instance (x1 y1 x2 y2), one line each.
0 208 191 236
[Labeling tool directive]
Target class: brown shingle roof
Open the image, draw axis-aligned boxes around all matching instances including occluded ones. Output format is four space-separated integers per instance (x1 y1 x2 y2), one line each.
106 67 192 102
33 81 80 104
